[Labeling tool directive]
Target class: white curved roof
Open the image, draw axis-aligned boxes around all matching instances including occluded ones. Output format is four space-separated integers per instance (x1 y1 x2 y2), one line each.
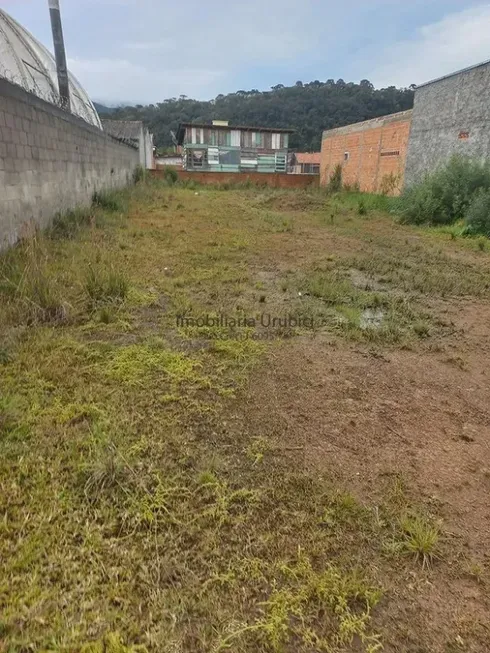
0 9 101 128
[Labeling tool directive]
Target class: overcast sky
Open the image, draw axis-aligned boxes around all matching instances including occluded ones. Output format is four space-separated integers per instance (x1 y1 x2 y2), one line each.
3 1 490 104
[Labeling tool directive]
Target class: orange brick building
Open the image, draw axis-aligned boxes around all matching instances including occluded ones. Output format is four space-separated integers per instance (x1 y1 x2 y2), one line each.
320 110 413 195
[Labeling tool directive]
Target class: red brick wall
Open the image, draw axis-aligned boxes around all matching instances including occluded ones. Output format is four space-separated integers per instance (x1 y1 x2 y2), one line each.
151 169 319 189
320 111 412 195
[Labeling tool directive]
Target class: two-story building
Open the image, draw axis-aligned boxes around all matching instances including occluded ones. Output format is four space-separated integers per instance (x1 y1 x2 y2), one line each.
176 120 293 173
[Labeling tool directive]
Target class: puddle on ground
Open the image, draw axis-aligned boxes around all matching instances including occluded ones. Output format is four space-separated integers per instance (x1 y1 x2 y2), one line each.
360 308 385 329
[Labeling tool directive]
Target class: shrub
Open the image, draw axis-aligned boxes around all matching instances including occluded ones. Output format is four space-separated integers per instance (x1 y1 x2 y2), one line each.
343 181 360 193
84 265 128 305
398 156 490 225
163 166 178 185
328 164 343 193
50 207 93 239
133 164 146 184
465 188 490 237
180 179 198 190
0 348 10 364
397 182 442 225
379 172 401 196
0 237 67 322
92 190 126 213
26 270 67 321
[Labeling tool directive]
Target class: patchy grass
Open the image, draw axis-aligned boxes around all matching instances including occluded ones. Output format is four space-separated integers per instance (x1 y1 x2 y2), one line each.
50 206 94 239
92 189 128 213
350 249 490 298
297 266 432 344
84 264 129 306
398 514 441 569
0 182 488 652
0 235 68 323
334 190 393 214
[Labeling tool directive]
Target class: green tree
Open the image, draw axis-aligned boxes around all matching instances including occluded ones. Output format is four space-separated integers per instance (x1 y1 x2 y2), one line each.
103 78 414 151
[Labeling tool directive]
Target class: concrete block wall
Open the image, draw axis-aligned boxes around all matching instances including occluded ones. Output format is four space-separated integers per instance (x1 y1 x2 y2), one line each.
320 110 413 195
0 78 139 249
405 61 490 186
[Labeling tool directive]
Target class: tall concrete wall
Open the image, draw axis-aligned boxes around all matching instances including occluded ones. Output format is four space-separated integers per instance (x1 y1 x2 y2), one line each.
0 78 139 249
405 61 490 186
320 110 413 195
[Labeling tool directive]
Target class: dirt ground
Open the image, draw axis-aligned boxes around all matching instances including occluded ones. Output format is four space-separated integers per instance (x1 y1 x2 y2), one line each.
236 331 490 650
1 184 490 652
214 191 490 651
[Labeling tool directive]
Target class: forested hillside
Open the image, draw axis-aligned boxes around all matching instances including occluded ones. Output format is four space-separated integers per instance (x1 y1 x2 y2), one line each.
103 79 414 151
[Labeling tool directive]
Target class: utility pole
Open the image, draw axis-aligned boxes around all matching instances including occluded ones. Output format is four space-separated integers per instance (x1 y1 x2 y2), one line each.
48 0 71 111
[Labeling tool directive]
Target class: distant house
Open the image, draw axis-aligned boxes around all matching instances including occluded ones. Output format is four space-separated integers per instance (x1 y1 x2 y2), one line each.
102 120 155 169
289 152 321 175
176 120 294 173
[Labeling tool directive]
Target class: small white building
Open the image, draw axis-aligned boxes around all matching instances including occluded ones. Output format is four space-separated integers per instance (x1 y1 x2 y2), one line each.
102 120 155 169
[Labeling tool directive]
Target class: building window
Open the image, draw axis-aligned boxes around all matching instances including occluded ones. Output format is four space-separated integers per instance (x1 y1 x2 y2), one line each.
242 131 253 148
263 132 272 149
271 133 281 149
253 132 263 147
188 149 207 169
344 152 350 161
220 149 240 166
218 130 231 146
302 163 320 174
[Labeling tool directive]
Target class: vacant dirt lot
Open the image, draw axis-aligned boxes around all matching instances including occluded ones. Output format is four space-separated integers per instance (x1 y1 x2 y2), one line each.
1 183 489 652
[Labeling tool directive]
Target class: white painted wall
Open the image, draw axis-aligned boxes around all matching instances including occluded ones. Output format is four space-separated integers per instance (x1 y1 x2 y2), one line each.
137 125 155 169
